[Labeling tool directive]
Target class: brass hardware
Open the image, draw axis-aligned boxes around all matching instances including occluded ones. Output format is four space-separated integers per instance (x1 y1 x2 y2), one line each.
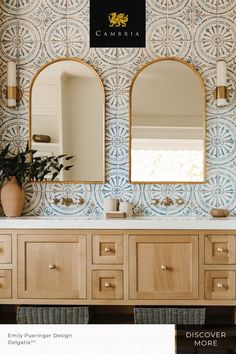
104 282 111 288
175 197 185 206
214 86 228 100
161 265 167 270
217 247 224 253
49 264 56 269
51 198 60 205
161 197 174 207
216 283 224 288
77 196 85 205
4 85 23 103
151 199 160 205
50 196 84 207
61 197 74 207
104 247 111 253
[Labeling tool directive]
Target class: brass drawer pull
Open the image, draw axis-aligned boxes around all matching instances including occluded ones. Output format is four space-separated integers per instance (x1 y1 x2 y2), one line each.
104 247 111 253
217 283 224 288
104 282 111 288
217 248 224 253
49 264 56 269
161 265 167 270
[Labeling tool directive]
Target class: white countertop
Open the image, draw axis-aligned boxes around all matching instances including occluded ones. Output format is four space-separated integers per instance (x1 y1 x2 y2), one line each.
0 216 235 229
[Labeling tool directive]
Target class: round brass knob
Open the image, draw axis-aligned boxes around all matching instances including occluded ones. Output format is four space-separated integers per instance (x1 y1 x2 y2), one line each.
217 247 224 253
104 282 111 288
104 247 111 253
217 283 224 288
161 265 167 270
49 264 56 269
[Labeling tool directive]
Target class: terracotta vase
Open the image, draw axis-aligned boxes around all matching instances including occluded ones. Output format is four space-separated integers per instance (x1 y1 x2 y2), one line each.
1 177 25 217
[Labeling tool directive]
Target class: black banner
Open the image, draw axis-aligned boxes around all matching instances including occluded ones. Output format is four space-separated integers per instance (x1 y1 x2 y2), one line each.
90 0 146 47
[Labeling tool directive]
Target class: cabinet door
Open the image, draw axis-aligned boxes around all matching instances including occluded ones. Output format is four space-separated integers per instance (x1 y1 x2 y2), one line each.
130 235 198 300
18 235 86 299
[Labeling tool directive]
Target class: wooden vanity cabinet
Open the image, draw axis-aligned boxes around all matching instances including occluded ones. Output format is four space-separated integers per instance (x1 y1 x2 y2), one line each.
202 234 236 301
0 229 235 306
0 234 12 299
18 234 86 299
129 235 198 300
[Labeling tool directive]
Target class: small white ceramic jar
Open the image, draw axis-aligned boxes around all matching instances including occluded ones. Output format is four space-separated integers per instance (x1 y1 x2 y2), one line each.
104 197 119 212
119 201 133 217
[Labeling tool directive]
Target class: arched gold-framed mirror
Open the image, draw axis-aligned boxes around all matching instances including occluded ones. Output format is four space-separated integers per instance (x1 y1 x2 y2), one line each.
29 58 105 183
129 57 206 184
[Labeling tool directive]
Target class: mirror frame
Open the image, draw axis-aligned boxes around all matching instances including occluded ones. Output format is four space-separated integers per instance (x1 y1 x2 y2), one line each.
29 58 105 184
129 57 206 184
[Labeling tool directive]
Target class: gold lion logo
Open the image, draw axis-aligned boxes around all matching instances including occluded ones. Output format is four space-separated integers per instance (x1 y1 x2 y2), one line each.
108 12 128 27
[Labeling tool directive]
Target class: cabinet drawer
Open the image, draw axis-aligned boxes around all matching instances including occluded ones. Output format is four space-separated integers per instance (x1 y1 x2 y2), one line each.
18 235 86 299
205 271 235 300
92 270 123 299
92 235 123 264
0 235 11 264
0 270 11 299
205 235 236 265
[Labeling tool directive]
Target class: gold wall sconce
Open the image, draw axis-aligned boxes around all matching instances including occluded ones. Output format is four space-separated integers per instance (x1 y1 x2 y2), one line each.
5 61 23 108
214 60 228 107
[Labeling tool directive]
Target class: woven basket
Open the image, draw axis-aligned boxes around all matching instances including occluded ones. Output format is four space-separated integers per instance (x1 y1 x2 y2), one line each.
17 306 89 324
134 307 206 325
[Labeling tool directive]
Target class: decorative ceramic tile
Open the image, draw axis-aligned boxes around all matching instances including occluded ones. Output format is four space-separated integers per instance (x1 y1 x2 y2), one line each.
117 48 142 68
192 191 217 215
101 169 140 203
193 165 236 213
206 116 219 165
24 4 53 33
168 0 192 16
22 183 46 216
0 0 18 17
193 17 219 65
146 17 168 41
215 117 236 166
147 0 168 15
18 0 42 17
67 0 88 16
106 118 129 166
1 120 28 154
167 40 192 58
217 0 236 15
67 18 89 42
44 0 67 16
0 19 19 62
194 0 217 16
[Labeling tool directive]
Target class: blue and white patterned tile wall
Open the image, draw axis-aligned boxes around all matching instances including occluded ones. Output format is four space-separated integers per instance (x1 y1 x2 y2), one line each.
0 0 236 216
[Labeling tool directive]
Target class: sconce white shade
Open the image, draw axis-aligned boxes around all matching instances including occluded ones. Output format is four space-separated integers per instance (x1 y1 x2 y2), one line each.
7 61 16 107
216 60 227 86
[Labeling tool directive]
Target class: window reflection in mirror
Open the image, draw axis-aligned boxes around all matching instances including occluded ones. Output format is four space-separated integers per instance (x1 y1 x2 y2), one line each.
30 59 105 183
130 59 205 183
